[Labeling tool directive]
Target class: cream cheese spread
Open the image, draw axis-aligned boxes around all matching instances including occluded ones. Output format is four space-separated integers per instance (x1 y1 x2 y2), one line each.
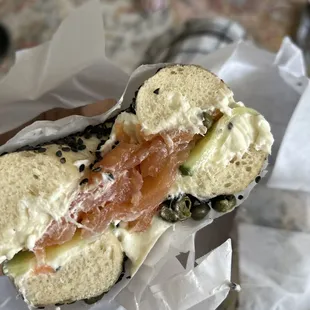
114 217 171 275
169 109 273 198
205 112 273 167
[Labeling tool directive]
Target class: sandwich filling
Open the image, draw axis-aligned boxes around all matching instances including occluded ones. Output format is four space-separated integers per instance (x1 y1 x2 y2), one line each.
0 105 273 273
28 102 272 271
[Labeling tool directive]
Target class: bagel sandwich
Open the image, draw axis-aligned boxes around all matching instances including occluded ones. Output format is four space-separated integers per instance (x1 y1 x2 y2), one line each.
0 65 273 307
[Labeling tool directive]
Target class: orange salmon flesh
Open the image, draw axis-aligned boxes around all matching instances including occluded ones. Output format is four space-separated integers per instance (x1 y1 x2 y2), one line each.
33 121 196 272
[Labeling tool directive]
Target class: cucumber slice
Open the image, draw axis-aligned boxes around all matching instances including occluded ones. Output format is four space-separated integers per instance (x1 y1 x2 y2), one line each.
180 107 259 175
3 232 89 279
2 251 36 278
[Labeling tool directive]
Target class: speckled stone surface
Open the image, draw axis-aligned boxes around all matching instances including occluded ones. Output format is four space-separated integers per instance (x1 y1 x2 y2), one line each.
173 0 307 52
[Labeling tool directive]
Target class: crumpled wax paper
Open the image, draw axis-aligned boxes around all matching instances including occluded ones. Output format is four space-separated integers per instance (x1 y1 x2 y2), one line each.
238 223 310 310
0 0 307 309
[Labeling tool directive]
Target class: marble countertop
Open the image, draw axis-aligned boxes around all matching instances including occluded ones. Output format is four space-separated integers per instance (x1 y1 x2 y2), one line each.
173 0 308 52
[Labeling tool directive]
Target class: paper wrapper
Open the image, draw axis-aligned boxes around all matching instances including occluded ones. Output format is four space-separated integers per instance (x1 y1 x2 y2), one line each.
0 1 306 309
238 224 310 310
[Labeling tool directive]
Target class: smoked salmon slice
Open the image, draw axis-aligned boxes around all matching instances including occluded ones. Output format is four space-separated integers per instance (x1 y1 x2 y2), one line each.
34 121 194 257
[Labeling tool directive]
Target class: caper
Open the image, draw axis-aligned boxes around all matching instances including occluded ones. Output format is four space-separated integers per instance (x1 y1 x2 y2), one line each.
179 165 192 176
191 203 210 221
159 206 179 223
172 196 192 221
211 195 237 213
203 112 214 129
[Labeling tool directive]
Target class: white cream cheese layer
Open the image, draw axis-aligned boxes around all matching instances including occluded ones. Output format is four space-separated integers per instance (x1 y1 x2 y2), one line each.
138 90 237 135
114 217 171 275
202 112 273 168
169 110 274 198
0 138 99 264
142 91 207 135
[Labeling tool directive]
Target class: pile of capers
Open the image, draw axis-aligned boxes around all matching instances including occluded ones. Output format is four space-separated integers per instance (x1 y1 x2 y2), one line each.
159 195 210 222
159 194 237 223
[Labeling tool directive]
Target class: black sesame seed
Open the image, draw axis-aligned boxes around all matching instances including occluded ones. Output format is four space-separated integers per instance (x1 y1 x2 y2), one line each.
19 145 33 152
84 133 92 139
255 176 261 183
128 101 136 114
92 167 102 172
97 140 106 150
37 307 45 309
80 178 88 186
78 144 86 151
112 141 119 149
37 147 46 153
0 152 8 156
89 163 94 170
62 146 71 152
68 141 77 148
71 147 78 153
126 276 131 279
55 266 61 272
90 126 99 134
77 138 84 145
85 125 93 132
153 88 160 95
228 122 233 130
79 164 85 173
56 150 62 157
60 157 66 164
95 151 103 160
107 173 114 180
238 195 244 200
96 133 103 139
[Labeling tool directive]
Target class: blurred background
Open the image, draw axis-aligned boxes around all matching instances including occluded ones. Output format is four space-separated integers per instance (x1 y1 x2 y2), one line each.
0 0 309 73
0 1 310 310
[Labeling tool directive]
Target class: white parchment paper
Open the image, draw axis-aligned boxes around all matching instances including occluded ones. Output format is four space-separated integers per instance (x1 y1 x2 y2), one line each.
0 1 308 310
238 224 310 310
